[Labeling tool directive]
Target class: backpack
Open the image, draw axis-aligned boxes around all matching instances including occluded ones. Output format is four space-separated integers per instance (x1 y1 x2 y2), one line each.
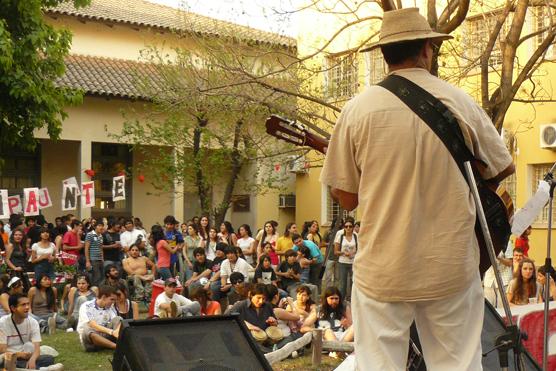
339 233 358 253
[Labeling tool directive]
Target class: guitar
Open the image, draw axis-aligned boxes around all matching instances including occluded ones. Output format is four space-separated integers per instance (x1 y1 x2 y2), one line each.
265 114 514 277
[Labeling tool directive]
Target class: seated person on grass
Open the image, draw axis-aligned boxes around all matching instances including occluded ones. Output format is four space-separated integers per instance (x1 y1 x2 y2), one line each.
228 284 281 346
28 274 67 334
0 277 25 317
153 278 200 318
266 284 302 348
288 285 317 334
100 265 127 291
66 275 97 330
0 293 62 370
190 287 221 315
207 243 227 301
122 244 156 302
219 247 250 298
77 285 121 352
276 249 302 297
226 272 251 306
254 255 277 285
185 248 213 290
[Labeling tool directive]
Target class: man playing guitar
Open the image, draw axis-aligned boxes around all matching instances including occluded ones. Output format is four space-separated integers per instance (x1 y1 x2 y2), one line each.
318 8 514 371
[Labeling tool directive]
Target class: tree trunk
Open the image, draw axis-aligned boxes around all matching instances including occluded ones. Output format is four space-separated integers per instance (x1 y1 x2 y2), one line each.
213 119 245 225
193 115 211 215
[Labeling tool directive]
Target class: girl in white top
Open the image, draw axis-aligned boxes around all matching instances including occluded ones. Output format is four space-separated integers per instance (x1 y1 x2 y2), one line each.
334 217 357 298
30 227 57 279
236 224 256 265
205 227 219 261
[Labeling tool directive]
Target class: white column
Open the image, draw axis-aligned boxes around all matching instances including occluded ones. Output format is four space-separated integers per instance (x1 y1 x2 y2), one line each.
79 140 92 219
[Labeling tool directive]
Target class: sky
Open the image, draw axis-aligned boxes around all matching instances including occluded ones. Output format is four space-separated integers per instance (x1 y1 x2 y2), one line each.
148 0 299 37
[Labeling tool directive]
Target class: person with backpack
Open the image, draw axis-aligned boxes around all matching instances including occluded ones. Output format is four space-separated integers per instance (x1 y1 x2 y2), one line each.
334 217 357 299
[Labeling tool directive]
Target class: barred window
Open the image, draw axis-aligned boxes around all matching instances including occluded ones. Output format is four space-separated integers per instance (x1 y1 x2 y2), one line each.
325 188 355 225
325 54 359 100
367 48 386 85
531 6 556 56
464 12 512 69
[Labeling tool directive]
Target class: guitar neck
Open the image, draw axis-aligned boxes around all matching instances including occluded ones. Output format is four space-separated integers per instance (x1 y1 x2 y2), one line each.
305 132 329 154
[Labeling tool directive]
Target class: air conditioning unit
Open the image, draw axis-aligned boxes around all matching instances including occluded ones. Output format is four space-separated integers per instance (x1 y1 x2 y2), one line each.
540 124 556 149
287 155 308 174
279 194 296 208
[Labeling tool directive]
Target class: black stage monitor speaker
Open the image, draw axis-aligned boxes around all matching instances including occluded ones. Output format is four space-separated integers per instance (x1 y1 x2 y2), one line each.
112 315 272 371
410 300 541 371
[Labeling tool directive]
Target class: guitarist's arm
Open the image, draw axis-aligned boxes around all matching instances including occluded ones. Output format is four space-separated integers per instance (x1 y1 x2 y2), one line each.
330 188 358 211
486 163 516 184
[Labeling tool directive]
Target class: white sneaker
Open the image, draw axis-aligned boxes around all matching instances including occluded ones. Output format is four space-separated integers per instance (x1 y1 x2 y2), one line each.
291 350 299 359
39 363 64 371
66 328 74 333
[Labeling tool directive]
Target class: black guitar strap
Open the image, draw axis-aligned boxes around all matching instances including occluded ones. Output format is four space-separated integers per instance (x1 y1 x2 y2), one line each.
377 74 479 183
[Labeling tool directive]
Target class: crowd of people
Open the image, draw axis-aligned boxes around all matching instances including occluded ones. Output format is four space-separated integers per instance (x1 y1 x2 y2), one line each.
0 212 363 368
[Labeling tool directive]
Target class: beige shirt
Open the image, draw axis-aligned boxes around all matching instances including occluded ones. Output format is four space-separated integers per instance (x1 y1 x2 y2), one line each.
320 68 512 302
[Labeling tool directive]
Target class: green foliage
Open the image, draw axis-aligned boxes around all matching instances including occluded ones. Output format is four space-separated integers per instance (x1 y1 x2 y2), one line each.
0 0 88 157
114 40 298 221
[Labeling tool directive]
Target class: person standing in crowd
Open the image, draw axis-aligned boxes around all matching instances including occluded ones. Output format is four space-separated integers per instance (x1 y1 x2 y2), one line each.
0 221 8 246
183 223 202 280
507 258 542 306
237 224 256 266
152 225 179 281
302 221 322 248
320 8 515 370
30 228 57 280
515 226 532 257
205 227 219 261
123 244 156 302
276 223 297 261
5 229 31 292
102 221 122 273
66 275 97 330
62 220 83 268
120 219 146 255
218 221 238 246
101 265 127 290
85 222 105 286
24 217 42 246
292 234 323 291
198 215 210 243
334 217 357 299
77 285 121 351
163 215 184 278
0 293 63 370
256 221 279 267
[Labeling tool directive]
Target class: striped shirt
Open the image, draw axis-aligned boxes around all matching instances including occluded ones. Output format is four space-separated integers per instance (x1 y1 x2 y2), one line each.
86 231 103 261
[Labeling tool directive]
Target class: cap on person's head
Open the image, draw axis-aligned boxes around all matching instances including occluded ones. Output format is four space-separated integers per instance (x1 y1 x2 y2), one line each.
8 277 21 288
229 272 245 285
367 8 452 51
165 278 178 287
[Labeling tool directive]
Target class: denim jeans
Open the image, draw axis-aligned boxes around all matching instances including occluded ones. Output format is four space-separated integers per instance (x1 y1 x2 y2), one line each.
337 262 353 299
34 260 55 280
158 267 172 281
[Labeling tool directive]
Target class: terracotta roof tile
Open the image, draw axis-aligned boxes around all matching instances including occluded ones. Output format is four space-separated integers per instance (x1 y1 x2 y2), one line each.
58 54 163 99
47 0 296 49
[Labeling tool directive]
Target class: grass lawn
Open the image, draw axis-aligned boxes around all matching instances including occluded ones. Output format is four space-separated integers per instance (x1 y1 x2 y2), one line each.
41 331 343 371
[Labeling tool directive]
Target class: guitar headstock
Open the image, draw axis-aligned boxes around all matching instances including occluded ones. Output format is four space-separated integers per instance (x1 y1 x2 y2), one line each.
265 115 307 147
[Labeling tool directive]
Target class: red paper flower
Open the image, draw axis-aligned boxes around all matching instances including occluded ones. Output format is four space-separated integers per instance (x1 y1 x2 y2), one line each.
274 164 281 172
118 171 126 177
84 169 95 178
138 174 145 183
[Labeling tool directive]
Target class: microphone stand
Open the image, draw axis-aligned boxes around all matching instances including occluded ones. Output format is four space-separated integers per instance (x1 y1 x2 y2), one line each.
542 163 556 371
464 162 523 371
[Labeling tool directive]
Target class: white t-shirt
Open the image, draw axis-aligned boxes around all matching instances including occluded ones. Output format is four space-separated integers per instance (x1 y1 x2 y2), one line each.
0 315 41 353
31 242 55 258
334 233 357 264
120 229 147 249
77 299 118 336
237 237 255 265
220 257 251 283
154 292 193 316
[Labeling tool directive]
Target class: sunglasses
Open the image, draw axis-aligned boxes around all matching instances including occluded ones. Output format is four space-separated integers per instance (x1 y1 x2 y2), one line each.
344 225 354 228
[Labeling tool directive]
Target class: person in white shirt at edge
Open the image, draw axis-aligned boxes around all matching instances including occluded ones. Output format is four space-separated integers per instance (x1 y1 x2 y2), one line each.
119 219 146 255
77 285 122 352
320 8 515 371
219 247 251 297
153 278 200 318
0 293 62 370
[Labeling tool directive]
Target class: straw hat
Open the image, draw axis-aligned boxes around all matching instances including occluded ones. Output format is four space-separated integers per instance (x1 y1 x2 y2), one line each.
368 8 452 51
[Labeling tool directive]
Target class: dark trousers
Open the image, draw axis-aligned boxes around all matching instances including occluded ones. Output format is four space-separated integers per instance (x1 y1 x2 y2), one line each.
1 354 55 369
309 262 323 292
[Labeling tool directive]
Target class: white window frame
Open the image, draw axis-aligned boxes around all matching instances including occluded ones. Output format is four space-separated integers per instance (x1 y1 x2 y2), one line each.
530 163 555 225
530 6 556 58
321 184 356 226
324 53 359 101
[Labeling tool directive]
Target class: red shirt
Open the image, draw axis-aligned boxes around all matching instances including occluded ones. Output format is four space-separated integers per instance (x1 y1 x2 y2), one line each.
515 237 529 257
62 231 80 265
201 300 221 316
157 240 171 268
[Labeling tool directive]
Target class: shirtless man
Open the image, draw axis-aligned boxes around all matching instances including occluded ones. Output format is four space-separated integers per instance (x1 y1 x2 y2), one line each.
123 244 156 302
